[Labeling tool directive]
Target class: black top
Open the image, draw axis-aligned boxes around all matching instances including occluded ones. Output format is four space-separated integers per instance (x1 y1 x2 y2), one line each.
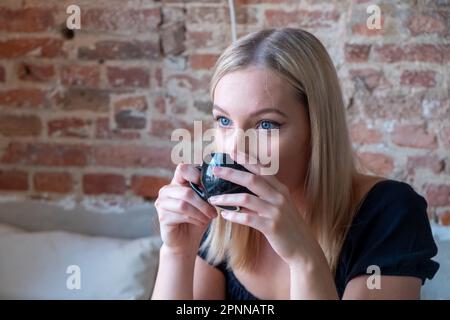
197 180 440 300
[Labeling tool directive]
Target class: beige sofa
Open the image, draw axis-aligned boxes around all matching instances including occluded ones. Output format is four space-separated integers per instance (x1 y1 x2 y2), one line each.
0 200 448 299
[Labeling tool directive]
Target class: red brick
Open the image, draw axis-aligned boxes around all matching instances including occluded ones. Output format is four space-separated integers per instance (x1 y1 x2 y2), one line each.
1 142 89 167
406 12 447 36
0 65 4 82
407 155 445 174
114 95 148 130
349 68 383 91
94 118 141 140
153 68 163 88
0 114 42 137
400 70 437 88
193 100 213 114
236 0 298 3
162 5 185 24
107 66 150 88
365 91 424 119
350 122 382 144
161 22 185 55
265 9 339 28
33 172 72 193
345 44 371 62
357 152 394 175
83 173 126 195
167 99 187 114
0 38 64 58
83 8 161 33
187 6 228 24
154 96 166 114
150 118 193 140
189 53 219 70
426 184 450 206
165 74 210 92
131 175 170 199
47 118 92 138
17 62 55 82
441 126 450 148
51 88 109 112
373 44 404 63
93 145 174 169
0 89 45 108
351 20 385 37
0 170 28 191
114 111 146 130
187 4 256 25
439 211 450 226
236 6 259 25
60 65 100 88
373 44 450 63
186 31 213 49
114 96 148 111
392 124 437 149
0 7 55 32
78 40 159 60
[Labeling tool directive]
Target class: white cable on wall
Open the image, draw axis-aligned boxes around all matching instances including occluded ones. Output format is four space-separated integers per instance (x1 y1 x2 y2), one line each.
228 0 237 43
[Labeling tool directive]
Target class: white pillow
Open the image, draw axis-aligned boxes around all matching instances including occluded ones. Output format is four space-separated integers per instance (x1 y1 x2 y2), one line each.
0 224 162 300
421 225 450 300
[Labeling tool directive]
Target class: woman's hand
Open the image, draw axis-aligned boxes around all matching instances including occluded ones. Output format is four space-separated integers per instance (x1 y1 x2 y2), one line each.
155 163 218 256
207 157 323 268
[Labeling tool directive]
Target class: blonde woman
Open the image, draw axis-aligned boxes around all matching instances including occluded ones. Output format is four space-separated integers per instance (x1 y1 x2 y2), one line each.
152 28 439 300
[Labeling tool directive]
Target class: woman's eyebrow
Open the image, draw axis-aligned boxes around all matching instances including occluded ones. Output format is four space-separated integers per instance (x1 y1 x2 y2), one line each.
213 104 288 118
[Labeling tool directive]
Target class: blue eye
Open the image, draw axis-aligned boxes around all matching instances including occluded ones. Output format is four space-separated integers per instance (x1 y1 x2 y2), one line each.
217 116 232 127
258 120 280 130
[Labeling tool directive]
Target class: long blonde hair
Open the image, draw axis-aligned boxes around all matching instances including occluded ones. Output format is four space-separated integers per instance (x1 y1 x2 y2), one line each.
201 28 356 275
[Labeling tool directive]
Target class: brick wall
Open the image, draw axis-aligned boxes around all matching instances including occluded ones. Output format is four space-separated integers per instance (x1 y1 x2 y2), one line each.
0 0 449 224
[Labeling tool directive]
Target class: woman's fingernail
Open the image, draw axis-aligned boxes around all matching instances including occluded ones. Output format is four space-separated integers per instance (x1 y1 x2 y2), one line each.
208 196 217 203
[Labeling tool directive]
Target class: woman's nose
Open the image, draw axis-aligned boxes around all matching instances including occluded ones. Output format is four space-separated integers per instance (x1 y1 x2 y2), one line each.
225 128 258 162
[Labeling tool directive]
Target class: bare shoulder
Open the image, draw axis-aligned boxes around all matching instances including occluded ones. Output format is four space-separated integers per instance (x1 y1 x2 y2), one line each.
351 173 388 211
352 173 387 206
193 256 226 300
343 275 421 299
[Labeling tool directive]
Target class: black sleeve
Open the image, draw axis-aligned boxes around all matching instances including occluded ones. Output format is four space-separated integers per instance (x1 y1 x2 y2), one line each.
343 181 440 286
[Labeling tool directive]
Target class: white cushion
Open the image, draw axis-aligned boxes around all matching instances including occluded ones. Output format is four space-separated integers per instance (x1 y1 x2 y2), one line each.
0 223 162 300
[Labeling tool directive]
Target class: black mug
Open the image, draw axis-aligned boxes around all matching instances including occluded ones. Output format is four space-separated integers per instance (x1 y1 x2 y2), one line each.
189 152 256 212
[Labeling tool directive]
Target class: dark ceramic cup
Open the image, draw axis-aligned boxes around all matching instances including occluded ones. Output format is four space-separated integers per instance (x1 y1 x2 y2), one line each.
189 152 256 212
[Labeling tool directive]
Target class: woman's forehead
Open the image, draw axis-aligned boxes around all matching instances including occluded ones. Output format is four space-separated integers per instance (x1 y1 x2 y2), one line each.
213 67 296 115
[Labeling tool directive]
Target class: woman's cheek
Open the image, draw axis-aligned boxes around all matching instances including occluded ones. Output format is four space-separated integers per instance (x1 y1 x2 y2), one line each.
274 134 309 189
266 134 280 172
213 128 228 152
